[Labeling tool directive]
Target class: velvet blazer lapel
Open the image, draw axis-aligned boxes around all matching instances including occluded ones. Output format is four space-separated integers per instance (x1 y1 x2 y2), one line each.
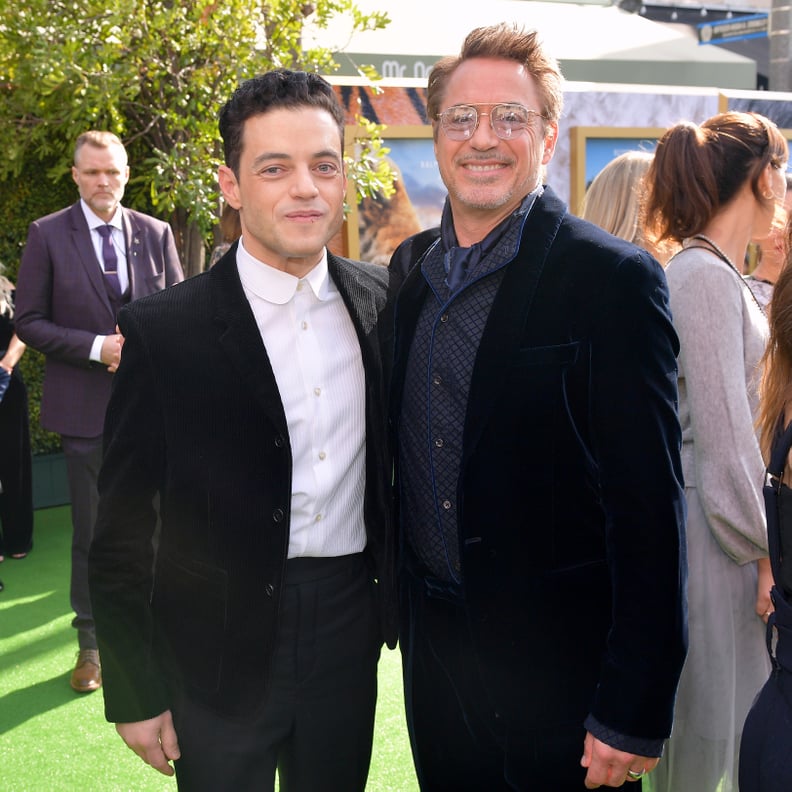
463 188 566 458
392 187 568 460
207 248 385 444
208 246 290 440
328 252 384 381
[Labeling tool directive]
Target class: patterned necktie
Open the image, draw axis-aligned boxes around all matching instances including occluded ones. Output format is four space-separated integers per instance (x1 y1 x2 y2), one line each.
96 225 122 297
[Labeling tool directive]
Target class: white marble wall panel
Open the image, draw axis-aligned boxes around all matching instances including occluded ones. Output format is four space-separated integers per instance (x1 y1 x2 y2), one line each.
547 83 721 206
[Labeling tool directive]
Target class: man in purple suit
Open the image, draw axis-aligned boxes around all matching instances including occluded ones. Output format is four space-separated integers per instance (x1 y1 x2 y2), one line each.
15 130 184 692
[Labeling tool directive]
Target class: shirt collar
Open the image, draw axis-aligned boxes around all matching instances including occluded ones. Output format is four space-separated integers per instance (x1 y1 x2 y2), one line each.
80 199 123 232
236 237 331 305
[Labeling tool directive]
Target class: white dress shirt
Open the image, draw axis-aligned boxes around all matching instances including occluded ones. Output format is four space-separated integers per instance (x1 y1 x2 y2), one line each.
236 238 367 558
81 200 128 362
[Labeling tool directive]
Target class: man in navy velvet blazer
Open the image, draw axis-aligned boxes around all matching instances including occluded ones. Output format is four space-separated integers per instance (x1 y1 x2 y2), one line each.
14 130 183 693
388 24 687 790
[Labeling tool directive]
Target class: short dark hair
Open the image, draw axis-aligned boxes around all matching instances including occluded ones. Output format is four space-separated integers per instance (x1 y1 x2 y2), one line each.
219 69 345 176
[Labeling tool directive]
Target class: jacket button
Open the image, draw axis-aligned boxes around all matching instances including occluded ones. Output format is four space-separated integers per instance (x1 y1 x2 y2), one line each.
265 583 275 597
274 435 285 448
272 508 285 522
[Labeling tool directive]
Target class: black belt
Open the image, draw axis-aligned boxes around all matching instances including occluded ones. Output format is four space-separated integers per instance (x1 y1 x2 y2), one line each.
285 553 365 584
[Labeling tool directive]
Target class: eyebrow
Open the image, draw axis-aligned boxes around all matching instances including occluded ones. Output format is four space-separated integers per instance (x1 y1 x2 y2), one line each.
250 149 342 168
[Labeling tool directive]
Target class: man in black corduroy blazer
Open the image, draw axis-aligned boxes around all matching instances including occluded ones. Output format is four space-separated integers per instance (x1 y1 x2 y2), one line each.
89 70 396 792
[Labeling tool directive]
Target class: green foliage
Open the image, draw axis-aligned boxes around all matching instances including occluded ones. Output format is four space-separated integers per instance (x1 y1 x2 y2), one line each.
0 1 395 452
347 116 396 202
0 160 73 455
18 348 62 456
0 173 74 456
0 0 393 239
0 159 75 284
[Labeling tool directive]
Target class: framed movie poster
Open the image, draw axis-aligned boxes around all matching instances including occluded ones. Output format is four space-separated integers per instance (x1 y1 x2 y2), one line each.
345 125 446 265
569 126 666 215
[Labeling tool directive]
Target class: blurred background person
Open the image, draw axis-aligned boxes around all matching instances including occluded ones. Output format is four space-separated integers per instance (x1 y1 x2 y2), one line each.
740 214 792 792
579 149 673 265
208 202 241 268
14 130 184 693
643 111 788 792
745 180 792 309
0 270 33 569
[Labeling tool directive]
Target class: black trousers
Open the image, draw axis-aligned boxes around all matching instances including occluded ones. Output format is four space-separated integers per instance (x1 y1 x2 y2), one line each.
173 554 381 792
401 562 595 792
0 372 33 557
62 434 103 650
739 589 792 792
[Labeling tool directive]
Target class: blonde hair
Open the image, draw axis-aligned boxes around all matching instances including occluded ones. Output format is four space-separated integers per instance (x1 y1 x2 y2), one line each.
74 130 127 166
0 273 14 318
580 151 654 245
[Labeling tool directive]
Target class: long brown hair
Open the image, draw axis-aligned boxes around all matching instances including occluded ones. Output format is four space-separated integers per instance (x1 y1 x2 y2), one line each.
759 216 792 460
645 112 788 244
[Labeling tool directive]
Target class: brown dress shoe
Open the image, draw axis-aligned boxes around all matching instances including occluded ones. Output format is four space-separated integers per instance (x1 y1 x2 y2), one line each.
70 649 102 693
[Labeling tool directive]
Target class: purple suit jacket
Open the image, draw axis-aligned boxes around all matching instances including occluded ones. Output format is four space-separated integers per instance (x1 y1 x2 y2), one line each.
14 202 184 438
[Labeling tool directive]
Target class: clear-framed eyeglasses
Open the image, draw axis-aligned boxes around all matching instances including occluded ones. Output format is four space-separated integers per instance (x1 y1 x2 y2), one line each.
436 103 546 141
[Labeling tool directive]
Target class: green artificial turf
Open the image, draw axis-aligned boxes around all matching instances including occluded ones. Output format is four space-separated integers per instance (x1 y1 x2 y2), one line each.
0 507 418 791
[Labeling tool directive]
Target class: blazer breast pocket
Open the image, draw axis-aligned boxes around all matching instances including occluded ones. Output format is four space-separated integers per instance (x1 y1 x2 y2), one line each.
509 341 579 373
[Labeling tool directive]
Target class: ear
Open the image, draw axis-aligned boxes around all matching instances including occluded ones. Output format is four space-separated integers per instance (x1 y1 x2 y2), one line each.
760 162 781 201
541 121 559 166
218 165 242 209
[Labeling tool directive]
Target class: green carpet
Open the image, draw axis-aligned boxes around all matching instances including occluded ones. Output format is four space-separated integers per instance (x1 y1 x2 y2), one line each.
0 507 417 791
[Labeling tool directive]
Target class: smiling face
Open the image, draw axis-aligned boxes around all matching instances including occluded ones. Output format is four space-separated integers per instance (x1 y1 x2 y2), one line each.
218 106 347 277
433 57 558 244
72 142 129 222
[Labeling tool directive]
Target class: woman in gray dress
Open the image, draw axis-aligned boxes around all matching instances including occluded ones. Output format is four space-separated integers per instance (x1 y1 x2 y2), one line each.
643 112 788 792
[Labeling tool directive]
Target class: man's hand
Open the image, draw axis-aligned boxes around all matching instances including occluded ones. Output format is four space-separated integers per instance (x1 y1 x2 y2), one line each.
116 710 181 777
100 327 124 372
581 732 659 788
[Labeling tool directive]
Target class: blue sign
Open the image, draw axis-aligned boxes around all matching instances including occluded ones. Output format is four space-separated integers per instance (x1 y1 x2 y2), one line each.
698 14 769 45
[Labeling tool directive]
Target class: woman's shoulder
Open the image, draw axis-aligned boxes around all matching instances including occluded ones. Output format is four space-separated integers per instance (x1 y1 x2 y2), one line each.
665 246 745 293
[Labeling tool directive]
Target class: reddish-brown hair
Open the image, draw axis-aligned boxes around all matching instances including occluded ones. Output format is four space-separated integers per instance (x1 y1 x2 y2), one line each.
759 215 792 460
645 112 788 244
426 23 564 131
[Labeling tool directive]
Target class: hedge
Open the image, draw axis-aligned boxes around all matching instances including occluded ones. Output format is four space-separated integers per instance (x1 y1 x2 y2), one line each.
1 162 78 455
